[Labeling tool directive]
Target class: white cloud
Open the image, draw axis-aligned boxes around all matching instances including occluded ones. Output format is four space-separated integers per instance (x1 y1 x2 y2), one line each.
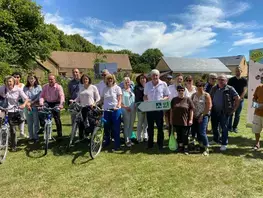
43 1 258 57
44 12 94 42
228 48 234 52
233 32 263 46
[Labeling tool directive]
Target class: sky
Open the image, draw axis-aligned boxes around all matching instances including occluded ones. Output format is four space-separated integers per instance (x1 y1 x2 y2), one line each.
35 0 263 59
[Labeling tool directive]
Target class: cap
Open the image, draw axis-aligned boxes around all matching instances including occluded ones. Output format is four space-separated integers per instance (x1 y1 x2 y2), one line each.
167 75 173 79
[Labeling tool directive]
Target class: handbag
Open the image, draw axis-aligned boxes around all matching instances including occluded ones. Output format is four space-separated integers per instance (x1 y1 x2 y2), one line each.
169 127 178 151
0 87 8 108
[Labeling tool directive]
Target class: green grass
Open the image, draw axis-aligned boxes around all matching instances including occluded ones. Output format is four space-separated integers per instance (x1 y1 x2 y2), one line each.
1 100 263 198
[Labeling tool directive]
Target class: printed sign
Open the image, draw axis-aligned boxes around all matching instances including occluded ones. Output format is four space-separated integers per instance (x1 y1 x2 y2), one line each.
137 100 170 112
247 48 263 126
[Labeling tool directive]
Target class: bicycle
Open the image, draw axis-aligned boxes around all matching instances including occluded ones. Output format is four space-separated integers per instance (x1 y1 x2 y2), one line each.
68 102 84 148
0 106 22 163
38 106 60 155
89 106 112 159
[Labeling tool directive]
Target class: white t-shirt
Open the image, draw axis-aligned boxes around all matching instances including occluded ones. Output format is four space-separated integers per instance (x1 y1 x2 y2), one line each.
168 85 189 100
144 80 170 101
96 80 107 97
103 85 122 109
75 85 100 106
186 86 197 98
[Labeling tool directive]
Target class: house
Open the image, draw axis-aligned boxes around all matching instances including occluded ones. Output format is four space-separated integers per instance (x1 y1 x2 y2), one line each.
212 55 248 76
156 57 231 76
36 51 132 78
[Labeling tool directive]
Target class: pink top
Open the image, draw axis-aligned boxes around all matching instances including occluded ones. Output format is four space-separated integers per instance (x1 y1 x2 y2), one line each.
39 83 65 106
0 86 28 112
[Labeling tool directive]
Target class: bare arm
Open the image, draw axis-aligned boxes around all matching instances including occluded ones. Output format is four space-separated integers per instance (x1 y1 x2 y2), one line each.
233 95 240 112
116 94 122 108
203 94 212 115
143 95 148 101
240 87 247 99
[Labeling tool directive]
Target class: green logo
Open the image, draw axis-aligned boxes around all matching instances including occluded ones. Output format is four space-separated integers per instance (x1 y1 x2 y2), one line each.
156 103 162 109
162 101 169 109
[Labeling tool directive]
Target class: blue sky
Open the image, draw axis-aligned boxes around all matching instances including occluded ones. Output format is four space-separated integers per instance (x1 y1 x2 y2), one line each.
36 0 263 59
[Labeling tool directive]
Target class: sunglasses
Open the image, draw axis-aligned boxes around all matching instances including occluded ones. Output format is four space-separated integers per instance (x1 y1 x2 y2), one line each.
211 77 216 80
13 76 20 78
101 74 106 77
218 79 225 81
186 79 192 82
177 89 185 92
196 84 204 87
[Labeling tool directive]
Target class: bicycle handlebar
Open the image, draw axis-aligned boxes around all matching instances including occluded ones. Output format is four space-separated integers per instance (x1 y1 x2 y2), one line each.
0 106 20 112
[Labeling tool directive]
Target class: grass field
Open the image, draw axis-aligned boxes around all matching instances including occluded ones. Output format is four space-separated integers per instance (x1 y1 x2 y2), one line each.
1 100 263 198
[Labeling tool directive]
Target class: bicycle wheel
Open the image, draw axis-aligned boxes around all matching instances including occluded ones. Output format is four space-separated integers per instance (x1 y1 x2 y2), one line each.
89 126 104 159
68 122 77 148
44 124 50 155
0 128 9 164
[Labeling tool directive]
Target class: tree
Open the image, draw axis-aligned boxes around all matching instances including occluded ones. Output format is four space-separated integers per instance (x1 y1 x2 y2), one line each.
132 63 151 73
0 0 54 67
141 48 163 69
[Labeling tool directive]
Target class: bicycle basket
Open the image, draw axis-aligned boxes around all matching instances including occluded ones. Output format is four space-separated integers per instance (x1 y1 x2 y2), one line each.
9 111 25 125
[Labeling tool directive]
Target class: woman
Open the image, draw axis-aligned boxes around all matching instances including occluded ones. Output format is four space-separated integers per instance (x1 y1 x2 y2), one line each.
134 74 148 142
23 75 42 142
121 77 136 147
12 72 26 138
191 80 212 156
101 74 122 151
185 75 196 97
73 74 100 140
0 76 29 151
170 85 194 155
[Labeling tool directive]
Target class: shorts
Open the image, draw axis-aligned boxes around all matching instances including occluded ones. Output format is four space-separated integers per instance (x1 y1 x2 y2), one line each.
252 115 263 134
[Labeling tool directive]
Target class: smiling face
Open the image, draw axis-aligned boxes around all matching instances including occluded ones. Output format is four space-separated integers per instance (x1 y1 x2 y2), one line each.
176 75 183 85
209 76 217 85
177 88 185 97
217 75 227 88
235 67 242 77
140 76 146 86
6 78 15 89
28 76 36 86
48 75 56 86
196 82 205 92
185 77 193 86
72 69 80 80
13 75 21 85
151 73 159 84
82 76 90 85
124 79 130 89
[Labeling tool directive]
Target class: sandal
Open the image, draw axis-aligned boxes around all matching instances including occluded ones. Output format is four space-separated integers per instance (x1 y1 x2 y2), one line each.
253 145 260 151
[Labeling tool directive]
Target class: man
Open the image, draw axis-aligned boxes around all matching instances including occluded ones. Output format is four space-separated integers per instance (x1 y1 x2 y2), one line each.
39 74 65 138
166 75 173 86
68 68 81 125
252 79 263 151
227 67 247 133
210 74 240 151
144 69 170 150
204 73 217 93
96 69 110 97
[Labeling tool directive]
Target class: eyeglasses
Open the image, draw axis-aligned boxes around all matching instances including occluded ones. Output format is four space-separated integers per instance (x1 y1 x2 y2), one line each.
218 79 225 81
178 89 185 92
186 80 192 82
101 74 106 77
211 77 216 80
13 76 20 78
196 84 204 87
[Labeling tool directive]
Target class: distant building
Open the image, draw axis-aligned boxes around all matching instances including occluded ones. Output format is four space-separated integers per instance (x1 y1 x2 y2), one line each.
212 55 248 76
156 57 231 76
35 51 132 79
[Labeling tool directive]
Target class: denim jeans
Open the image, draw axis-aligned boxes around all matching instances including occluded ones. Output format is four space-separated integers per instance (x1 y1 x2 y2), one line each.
146 111 164 148
192 116 209 147
104 109 121 149
25 107 39 140
211 111 230 145
228 99 244 130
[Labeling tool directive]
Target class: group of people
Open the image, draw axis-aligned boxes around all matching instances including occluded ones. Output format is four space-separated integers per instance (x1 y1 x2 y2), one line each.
1 66 263 155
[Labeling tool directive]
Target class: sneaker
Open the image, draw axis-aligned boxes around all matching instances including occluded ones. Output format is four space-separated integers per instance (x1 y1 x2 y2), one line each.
184 147 189 155
228 128 233 132
233 128 238 133
209 140 219 145
253 145 260 151
143 138 148 142
202 148 209 156
126 142 132 147
220 145 227 151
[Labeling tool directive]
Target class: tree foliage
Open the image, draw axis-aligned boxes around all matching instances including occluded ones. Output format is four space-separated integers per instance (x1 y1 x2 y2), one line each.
0 0 165 74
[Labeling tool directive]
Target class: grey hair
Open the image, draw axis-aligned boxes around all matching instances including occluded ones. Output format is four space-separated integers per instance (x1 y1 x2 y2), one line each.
150 69 160 76
124 77 130 82
102 69 109 74
209 73 218 78
218 74 227 80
